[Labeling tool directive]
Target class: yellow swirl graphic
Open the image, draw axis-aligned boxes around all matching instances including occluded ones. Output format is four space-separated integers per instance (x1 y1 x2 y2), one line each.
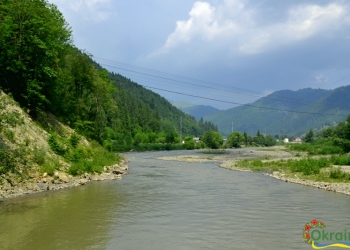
312 241 350 249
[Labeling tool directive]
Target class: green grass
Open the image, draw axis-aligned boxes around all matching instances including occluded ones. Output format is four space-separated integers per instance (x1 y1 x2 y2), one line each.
236 156 350 181
287 141 343 155
40 162 56 176
68 143 122 176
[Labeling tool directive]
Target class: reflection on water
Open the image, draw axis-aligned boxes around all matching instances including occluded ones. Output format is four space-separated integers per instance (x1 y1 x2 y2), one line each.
1 150 350 250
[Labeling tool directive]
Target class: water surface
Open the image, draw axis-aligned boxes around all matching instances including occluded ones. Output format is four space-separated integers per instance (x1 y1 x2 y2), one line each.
0 150 349 249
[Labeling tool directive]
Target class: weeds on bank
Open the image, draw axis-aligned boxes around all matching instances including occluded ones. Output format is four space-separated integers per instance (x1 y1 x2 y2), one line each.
287 141 344 155
47 133 122 176
236 155 350 182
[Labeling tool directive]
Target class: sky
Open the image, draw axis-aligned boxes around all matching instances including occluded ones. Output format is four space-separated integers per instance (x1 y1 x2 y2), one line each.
49 0 350 110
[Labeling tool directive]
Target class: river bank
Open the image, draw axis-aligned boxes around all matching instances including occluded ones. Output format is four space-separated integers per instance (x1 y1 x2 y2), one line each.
0 160 128 200
158 146 350 196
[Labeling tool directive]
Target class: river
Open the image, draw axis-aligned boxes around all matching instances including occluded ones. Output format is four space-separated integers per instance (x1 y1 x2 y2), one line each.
0 150 349 249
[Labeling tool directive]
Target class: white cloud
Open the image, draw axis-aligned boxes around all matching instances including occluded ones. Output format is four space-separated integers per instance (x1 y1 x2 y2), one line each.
153 1 348 56
50 0 116 22
315 74 328 84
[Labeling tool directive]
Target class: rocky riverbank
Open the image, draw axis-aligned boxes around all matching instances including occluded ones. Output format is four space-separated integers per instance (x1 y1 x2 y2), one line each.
264 171 350 195
158 147 350 196
0 161 128 200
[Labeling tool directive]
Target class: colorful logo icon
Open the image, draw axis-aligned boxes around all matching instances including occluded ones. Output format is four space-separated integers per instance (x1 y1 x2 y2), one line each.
303 219 350 249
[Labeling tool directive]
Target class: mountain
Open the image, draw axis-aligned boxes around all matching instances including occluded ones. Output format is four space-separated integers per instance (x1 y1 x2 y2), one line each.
178 105 219 120
172 101 194 109
109 73 218 136
204 87 350 136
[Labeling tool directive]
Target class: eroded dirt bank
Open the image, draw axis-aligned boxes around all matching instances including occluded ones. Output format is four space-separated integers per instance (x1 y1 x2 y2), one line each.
0 161 128 200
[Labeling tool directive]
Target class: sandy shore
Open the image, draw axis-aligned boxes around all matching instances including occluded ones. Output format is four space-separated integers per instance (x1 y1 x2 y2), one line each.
0 161 128 200
158 146 350 196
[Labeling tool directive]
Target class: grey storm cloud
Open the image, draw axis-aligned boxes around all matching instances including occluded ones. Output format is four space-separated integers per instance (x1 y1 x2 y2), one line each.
49 0 350 109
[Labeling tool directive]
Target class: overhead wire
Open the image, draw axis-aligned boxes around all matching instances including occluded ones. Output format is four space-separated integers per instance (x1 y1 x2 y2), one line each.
97 61 346 111
113 74 347 117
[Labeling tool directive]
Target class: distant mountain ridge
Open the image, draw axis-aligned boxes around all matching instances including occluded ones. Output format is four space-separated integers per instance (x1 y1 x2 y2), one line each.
172 102 219 120
203 86 350 136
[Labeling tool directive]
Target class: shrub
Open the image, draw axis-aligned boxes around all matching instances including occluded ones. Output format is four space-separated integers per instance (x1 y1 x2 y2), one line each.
33 147 46 165
40 162 55 176
48 134 66 155
331 155 350 166
69 133 80 148
0 148 15 174
329 167 349 179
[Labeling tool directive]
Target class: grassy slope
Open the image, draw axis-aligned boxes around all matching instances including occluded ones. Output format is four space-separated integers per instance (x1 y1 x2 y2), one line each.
0 91 122 189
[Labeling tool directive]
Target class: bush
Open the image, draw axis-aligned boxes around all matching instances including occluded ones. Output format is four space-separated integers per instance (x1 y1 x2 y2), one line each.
68 145 121 176
203 131 223 149
329 167 349 179
331 155 350 165
33 147 46 165
0 148 15 174
69 133 80 148
40 162 55 176
48 134 67 156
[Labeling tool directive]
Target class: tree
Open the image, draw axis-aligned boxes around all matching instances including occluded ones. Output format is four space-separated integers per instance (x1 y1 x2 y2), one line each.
0 0 72 114
227 132 244 148
165 131 177 144
305 129 314 143
203 131 223 149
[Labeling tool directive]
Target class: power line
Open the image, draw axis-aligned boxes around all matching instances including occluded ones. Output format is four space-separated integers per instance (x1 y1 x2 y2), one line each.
99 62 340 110
143 85 348 117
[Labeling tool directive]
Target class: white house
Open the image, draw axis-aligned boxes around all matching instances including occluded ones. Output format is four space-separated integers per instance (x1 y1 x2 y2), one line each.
283 138 289 143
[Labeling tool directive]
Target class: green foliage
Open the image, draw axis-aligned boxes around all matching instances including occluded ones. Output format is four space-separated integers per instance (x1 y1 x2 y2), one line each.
69 133 80 148
68 146 121 176
48 134 67 155
0 148 16 174
40 162 55 176
203 131 223 149
329 167 350 180
184 136 195 150
3 129 15 142
304 129 314 143
226 132 244 148
0 110 24 129
288 158 329 175
165 131 178 144
331 155 350 165
33 147 46 165
288 139 344 155
0 0 72 114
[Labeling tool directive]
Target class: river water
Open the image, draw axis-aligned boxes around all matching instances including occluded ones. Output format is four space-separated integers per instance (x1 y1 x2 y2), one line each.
1 150 350 250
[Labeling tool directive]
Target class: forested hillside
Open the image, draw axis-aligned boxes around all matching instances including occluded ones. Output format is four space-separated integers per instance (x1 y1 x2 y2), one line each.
0 0 217 153
204 87 350 136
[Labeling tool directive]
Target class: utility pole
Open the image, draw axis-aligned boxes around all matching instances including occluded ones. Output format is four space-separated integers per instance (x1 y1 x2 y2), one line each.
265 128 266 137
180 116 182 144
231 121 233 133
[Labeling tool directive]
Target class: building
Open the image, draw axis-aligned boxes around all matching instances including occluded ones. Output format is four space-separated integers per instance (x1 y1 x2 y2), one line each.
294 137 302 143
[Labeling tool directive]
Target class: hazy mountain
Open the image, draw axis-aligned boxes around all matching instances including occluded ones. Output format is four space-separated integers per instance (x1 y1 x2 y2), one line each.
172 102 219 120
180 105 219 120
172 101 195 109
204 86 350 136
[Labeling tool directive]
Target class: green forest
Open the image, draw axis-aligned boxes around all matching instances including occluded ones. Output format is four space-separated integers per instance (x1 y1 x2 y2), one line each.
0 0 218 153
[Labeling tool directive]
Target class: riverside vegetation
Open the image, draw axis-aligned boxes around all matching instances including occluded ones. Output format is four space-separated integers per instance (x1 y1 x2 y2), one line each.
234 115 350 184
